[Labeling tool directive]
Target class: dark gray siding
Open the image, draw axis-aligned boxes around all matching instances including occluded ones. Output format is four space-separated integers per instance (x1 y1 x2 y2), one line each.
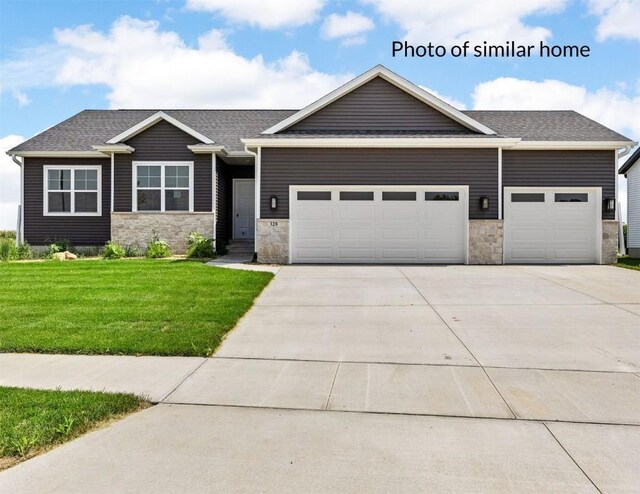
503 150 615 220
261 148 498 219
114 120 212 211
24 157 111 245
216 162 254 243
288 77 472 132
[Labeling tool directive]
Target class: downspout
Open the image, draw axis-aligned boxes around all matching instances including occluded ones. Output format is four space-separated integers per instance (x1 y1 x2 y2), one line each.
9 153 24 246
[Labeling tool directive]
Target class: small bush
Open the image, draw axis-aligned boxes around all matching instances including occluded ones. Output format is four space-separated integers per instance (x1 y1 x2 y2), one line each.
186 232 215 259
124 242 143 258
145 236 171 259
0 238 18 261
16 243 32 260
103 241 125 260
46 239 73 257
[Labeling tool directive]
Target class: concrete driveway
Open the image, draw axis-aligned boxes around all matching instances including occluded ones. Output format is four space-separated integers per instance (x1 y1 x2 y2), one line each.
2 265 640 493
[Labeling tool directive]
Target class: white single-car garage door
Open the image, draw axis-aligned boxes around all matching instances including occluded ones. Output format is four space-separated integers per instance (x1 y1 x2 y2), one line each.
504 187 601 264
290 185 468 264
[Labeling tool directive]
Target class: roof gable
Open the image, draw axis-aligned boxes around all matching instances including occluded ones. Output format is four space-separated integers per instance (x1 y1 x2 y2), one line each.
262 65 496 135
106 111 214 145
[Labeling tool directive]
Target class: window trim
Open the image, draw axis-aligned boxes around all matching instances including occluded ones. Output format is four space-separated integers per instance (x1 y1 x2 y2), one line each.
43 165 102 217
132 161 194 213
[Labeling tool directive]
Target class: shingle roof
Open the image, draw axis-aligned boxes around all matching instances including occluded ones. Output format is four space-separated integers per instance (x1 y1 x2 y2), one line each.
619 146 640 174
464 110 631 142
9 108 633 154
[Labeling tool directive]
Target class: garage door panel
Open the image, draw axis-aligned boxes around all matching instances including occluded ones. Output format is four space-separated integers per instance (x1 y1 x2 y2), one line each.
291 186 467 264
505 188 599 264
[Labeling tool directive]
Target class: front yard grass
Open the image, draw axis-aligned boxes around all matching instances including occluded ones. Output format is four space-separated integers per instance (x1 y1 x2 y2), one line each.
0 259 273 356
0 386 147 470
616 257 640 271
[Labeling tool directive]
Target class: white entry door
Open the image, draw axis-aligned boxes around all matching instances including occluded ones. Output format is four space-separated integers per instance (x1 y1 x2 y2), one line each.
233 179 255 239
504 187 601 264
290 185 468 264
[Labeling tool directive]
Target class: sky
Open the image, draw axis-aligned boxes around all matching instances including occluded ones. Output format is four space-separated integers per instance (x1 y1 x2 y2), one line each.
1 0 639 229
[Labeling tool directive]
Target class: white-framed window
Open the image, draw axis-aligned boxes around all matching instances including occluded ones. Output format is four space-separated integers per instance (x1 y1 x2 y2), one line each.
133 161 194 212
43 165 101 216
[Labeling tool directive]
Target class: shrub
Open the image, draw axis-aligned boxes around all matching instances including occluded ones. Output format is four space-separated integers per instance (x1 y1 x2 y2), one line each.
0 238 18 261
0 230 16 241
16 243 32 260
124 242 143 258
145 236 171 259
103 241 125 260
46 239 73 257
186 232 215 259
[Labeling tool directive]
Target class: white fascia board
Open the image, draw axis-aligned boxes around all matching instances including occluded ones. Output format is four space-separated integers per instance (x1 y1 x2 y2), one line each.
262 65 496 136
9 151 107 158
92 145 134 154
187 144 225 154
242 137 519 148
513 141 636 150
106 111 215 144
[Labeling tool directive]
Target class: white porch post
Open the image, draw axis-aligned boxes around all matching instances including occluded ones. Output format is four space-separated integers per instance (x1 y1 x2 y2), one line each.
254 147 261 253
212 153 217 247
110 152 115 213
497 147 503 220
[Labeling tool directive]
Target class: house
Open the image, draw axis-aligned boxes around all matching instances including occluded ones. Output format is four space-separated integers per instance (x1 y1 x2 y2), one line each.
7 65 636 264
619 147 640 258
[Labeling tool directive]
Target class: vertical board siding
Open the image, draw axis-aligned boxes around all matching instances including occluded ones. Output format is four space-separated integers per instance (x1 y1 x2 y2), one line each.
23 157 111 245
260 148 498 219
114 120 212 212
288 77 472 132
627 164 640 248
503 150 616 220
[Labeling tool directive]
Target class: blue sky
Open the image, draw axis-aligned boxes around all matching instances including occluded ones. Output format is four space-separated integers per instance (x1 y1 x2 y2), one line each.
1 0 639 228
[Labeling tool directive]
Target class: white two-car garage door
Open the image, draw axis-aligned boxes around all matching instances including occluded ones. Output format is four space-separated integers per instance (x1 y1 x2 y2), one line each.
290 186 468 264
504 187 601 264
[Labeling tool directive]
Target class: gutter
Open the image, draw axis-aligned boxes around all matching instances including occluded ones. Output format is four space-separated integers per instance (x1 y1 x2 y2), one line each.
8 153 24 246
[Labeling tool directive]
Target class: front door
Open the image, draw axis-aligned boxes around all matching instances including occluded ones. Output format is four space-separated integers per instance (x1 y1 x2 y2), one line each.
233 179 255 239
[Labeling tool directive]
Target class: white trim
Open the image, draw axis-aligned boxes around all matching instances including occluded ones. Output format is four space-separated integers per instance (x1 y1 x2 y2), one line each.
92 145 134 154
614 150 619 222
131 161 194 213
232 178 256 239
12 151 107 158
262 65 496 135
188 144 225 154
243 137 520 148
43 164 102 217
512 141 633 150
19 156 24 244
254 147 261 253
503 186 602 264
107 111 214 145
110 153 115 213
497 147 503 220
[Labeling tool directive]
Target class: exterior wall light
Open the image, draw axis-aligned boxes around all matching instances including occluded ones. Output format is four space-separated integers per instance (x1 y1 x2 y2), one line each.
480 196 490 210
270 196 278 210
605 198 615 212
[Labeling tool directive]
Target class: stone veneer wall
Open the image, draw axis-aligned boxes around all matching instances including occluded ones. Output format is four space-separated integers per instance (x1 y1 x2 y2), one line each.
111 212 215 254
601 220 618 264
256 219 289 264
469 220 504 265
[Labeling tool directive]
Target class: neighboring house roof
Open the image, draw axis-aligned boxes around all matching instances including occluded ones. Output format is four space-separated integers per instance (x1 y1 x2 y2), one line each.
619 146 640 174
9 109 297 154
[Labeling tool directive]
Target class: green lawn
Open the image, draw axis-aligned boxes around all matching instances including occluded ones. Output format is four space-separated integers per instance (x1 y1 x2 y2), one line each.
0 259 273 356
0 386 146 469
617 257 640 271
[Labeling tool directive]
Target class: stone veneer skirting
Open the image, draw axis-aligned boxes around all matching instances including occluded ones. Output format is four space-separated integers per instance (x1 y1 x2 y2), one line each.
256 219 289 264
468 220 504 265
601 220 618 264
111 212 215 254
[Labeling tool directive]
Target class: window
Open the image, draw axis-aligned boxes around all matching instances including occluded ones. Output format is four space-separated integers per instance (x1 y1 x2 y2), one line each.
340 191 374 201
382 191 416 201
511 193 545 203
425 192 459 201
297 191 331 200
134 162 193 212
44 166 100 215
555 193 588 203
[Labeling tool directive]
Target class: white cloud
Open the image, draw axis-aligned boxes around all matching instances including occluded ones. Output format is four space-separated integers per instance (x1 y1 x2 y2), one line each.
185 0 325 29
50 16 351 108
0 135 24 231
587 0 640 41
12 89 30 107
364 0 567 45
472 76 640 221
321 12 374 45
